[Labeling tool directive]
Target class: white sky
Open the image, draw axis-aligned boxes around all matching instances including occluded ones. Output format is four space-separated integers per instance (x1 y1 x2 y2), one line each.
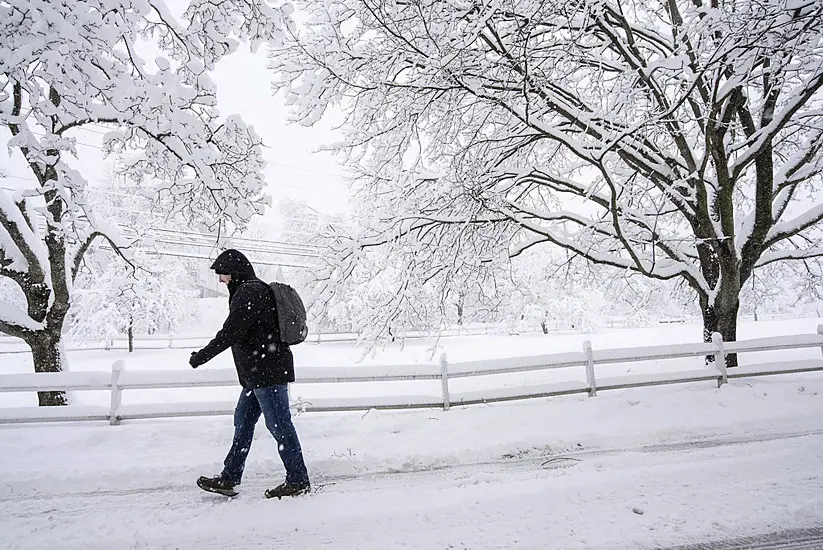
210 47 352 217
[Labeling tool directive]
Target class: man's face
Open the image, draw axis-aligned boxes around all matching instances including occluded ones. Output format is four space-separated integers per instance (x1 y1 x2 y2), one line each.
218 274 232 284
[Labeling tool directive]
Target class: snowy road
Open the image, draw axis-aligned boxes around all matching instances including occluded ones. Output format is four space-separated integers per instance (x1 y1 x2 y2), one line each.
4 429 823 549
670 527 823 549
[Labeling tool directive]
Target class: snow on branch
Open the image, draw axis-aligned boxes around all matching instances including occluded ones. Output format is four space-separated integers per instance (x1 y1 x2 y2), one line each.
764 204 823 249
756 247 823 268
731 69 823 179
270 0 823 330
0 0 293 351
498 201 704 286
2 0 287 231
0 190 47 281
70 228 137 283
0 305 44 336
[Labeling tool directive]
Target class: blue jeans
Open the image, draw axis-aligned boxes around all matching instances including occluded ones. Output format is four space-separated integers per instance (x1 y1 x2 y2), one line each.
221 385 309 485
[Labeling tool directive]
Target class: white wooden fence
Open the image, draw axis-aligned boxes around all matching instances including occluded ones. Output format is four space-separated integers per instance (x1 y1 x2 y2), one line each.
2 327 823 425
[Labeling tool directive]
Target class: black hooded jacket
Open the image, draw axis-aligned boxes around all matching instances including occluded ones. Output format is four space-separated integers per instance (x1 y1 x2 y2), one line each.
190 249 294 388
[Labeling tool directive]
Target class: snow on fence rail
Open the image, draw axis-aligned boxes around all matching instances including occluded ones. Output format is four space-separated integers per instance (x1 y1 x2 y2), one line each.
2 328 823 425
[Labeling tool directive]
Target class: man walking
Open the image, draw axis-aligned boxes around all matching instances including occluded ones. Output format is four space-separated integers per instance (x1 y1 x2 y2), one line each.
189 249 311 499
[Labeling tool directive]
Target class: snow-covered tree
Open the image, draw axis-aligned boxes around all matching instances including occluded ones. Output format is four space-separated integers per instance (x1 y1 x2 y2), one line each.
70 248 198 351
310 207 514 340
271 0 823 365
69 165 201 350
507 255 698 332
739 257 823 320
254 198 348 330
1 0 292 404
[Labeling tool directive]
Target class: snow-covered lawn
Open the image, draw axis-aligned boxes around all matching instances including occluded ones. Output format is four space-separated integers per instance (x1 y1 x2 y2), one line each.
2 318 823 548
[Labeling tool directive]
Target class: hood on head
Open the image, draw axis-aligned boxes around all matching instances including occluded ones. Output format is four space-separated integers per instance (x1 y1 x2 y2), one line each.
210 249 255 279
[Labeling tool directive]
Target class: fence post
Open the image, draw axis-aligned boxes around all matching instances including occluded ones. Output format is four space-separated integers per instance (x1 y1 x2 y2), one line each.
711 332 728 387
440 353 450 411
109 360 125 426
583 340 597 397
168 333 174 348
817 325 823 357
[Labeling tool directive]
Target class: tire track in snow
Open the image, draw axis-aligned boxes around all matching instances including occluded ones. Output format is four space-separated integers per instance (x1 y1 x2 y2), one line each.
666 526 823 549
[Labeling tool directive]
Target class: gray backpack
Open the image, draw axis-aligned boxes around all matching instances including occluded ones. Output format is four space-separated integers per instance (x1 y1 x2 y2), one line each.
269 282 309 345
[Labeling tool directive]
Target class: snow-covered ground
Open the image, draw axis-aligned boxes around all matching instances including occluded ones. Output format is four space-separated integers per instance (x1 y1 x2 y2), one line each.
2 318 823 548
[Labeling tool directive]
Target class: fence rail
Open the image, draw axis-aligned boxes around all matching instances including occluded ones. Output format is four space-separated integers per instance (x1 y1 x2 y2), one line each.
2 327 823 425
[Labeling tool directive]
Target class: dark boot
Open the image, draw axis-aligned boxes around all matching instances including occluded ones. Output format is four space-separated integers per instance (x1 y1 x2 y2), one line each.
264 480 311 499
197 475 239 497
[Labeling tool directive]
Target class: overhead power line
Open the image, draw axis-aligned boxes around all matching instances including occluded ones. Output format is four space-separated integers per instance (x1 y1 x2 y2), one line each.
98 244 321 269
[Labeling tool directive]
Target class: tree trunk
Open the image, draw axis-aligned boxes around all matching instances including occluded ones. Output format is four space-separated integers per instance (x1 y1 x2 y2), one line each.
128 316 134 353
26 329 68 406
700 289 740 368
